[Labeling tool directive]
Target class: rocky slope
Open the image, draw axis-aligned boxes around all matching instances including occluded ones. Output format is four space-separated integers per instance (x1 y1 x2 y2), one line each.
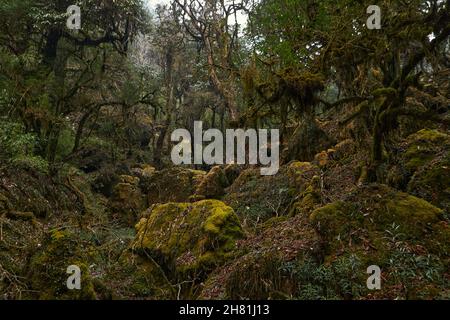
0 128 449 300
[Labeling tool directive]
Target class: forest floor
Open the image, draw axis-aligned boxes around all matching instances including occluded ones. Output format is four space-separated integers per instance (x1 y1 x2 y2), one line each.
0 124 449 300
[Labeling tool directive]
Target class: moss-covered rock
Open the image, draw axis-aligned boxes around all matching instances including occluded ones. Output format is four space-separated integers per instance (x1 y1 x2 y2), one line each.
194 166 230 199
200 211 321 300
407 153 450 215
140 167 206 205
404 129 449 172
311 184 446 256
207 184 450 299
27 229 98 300
132 200 243 280
383 129 450 214
309 184 449 299
223 161 320 225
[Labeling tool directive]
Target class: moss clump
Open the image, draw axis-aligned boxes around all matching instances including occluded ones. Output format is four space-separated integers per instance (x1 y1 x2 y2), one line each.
310 185 445 253
372 87 397 98
290 175 322 216
409 128 449 143
407 153 450 214
281 69 325 98
288 161 319 179
27 229 98 300
404 129 449 172
386 129 450 214
132 200 243 278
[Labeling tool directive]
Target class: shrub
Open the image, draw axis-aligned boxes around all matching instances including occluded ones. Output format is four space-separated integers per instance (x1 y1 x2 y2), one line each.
0 120 37 158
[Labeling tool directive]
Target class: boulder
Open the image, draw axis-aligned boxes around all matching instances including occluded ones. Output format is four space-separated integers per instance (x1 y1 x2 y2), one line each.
194 166 230 200
27 229 98 300
132 200 243 277
223 161 320 225
140 167 206 205
202 184 450 300
386 129 450 213
309 184 449 299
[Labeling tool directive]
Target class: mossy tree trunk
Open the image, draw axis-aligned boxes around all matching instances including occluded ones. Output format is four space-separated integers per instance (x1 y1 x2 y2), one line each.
46 36 70 167
154 47 175 169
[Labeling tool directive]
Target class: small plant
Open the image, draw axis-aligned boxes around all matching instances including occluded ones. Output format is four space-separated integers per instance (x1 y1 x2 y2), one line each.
0 119 49 173
0 121 37 158
12 155 49 174
280 255 365 300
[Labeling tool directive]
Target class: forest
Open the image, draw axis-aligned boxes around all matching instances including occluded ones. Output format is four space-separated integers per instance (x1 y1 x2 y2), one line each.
0 0 449 300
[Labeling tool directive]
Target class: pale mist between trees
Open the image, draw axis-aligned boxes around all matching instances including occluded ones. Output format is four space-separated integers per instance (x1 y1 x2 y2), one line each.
171 121 280 176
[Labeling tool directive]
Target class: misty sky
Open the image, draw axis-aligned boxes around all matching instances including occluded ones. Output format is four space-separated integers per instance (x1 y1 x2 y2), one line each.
145 0 248 26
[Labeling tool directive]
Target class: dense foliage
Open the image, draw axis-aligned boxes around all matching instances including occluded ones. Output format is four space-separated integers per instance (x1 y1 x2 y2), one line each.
0 0 448 300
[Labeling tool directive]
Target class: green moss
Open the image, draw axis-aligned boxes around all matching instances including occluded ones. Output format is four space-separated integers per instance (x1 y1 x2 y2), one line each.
290 182 322 217
27 230 98 300
407 153 450 214
280 69 325 95
223 162 320 225
50 229 67 241
311 185 444 250
372 87 397 97
409 129 449 142
204 203 235 234
132 200 243 278
309 184 449 299
142 167 206 205
383 194 443 237
309 201 370 261
404 129 449 172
